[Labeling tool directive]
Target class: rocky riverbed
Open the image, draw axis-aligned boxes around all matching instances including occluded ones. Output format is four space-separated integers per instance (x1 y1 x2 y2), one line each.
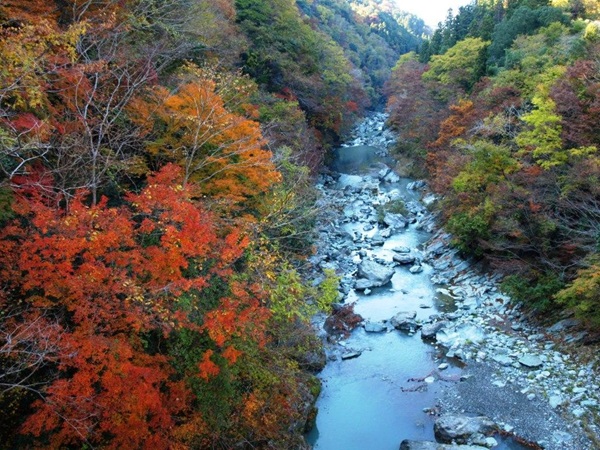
308 113 600 450
422 229 599 450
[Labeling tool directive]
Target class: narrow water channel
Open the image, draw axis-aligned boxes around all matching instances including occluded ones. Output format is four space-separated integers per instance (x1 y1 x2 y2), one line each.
307 144 455 449
307 141 528 450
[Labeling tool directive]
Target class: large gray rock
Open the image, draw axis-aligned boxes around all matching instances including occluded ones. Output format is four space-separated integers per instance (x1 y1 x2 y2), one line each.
400 440 488 450
299 348 327 373
364 321 386 333
434 414 497 444
421 321 449 340
548 318 579 333
406 180 426 190
393 253 416 265
518 354 543 368
355 259 394 290
383 213 408 230
436 324 486 348
390 311 419 332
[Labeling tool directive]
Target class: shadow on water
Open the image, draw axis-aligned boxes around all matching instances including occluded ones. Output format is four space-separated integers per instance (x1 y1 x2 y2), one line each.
331 145 393 174
308 144 532 450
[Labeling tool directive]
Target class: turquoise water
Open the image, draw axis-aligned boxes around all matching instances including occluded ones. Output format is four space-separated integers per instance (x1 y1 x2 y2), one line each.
309 145 451 449
308 144 530 450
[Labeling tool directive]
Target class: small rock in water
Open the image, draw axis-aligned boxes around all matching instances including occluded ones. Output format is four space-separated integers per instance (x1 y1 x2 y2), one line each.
409 265 423 274
424 376 435 383
393 253 416 265
380 228 392 238
438 363 449 370
390 311 419 332
485 437 498 447
378 166 391 179
341 351 362 360
421 321 449 340
384 171 400 183
364 321 386 333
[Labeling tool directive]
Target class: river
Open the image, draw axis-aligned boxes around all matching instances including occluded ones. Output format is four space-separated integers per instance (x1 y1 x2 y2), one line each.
305 117 537 450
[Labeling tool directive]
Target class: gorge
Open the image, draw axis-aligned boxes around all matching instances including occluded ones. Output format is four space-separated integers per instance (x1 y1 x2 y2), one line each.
307 113 598 450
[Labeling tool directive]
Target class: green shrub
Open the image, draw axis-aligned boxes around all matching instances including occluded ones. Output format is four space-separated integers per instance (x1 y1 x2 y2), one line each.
316 269 340 311
376 198 408 222
501 272 564 312
555 261 600 326
446 210 490 256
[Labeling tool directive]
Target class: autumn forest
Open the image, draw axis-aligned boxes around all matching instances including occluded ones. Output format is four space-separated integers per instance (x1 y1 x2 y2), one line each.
1 0 600 448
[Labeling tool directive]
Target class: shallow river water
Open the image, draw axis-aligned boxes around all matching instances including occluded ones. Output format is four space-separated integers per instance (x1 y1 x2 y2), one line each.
307 144 528 450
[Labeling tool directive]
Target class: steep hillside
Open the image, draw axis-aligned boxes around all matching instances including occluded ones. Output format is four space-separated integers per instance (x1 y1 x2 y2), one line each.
385 0 600 328
0 0 420 447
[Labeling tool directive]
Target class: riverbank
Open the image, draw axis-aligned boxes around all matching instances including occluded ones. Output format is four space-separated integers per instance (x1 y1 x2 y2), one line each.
422 227 599 449
308 113 599 449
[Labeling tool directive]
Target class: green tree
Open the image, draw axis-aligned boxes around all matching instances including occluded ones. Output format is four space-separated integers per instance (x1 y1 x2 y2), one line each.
516 93 566 168
487 5 567 66
423 37 490 92
516 90 596 169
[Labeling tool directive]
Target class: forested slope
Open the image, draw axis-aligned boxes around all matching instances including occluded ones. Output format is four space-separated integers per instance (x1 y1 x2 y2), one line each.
385 0 600 328
0 0 422 447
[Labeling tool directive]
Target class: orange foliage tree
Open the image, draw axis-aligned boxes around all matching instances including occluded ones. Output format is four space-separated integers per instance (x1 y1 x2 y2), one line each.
128 67 280 205
426 99 477 192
